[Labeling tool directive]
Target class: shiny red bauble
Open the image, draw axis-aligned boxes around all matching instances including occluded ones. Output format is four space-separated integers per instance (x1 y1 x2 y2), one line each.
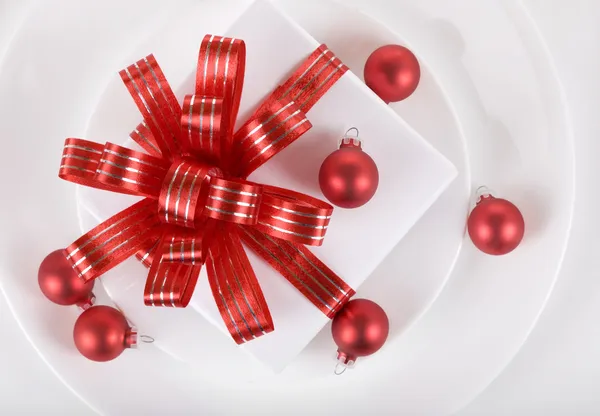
38 249 94 307
332 299 389 366
364 44 420 103
467 195 525 255
73 305 136 362
319 140 379 209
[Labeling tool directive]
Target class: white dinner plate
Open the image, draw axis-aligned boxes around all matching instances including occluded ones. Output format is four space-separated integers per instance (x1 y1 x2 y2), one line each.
0 0 573 414
76 0 458 374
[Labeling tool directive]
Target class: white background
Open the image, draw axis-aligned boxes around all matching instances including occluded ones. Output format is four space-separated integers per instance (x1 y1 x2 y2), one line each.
1 1 599 415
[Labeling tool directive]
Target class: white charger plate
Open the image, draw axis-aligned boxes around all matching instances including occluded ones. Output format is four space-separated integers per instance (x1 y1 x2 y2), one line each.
0 0 573 414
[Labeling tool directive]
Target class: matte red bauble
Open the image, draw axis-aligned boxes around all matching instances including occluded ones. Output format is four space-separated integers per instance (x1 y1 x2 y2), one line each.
467 194 525 255
38 249 95 307
332 299 389 370
319 135 379 209
73 305 137 362
364 44 420 103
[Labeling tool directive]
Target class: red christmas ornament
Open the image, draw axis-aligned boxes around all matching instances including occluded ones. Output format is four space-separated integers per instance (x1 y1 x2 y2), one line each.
332 298 389 373
319 129 379 209
73 305 137 362
364 44 420 103
467 191 525 255
38 249 95 308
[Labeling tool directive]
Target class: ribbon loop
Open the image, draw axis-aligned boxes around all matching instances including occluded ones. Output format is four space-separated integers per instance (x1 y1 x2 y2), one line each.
233 98 312 177
120 55 183 161
204 177 262 225
59 139 107 187
144 245 202 308
158 160 221 228
181 95 224 162
195 36 245 167
254 185 333 246
95 143 170 198
160 221 216 265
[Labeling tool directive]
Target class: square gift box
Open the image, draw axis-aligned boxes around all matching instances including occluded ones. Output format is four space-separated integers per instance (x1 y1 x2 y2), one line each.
77 0 457 372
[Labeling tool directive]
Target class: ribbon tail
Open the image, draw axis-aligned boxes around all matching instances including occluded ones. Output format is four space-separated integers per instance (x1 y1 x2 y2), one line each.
207 227 273 344
66 199 162 282
239 226 354 318
232 98 311 178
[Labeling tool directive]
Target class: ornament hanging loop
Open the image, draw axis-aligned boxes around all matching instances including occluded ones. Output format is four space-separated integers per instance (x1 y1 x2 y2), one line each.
334 362 348 376
474 185 495 204
333 354 355 375
140 335 155 344
344 127 359 138
339 127 362 149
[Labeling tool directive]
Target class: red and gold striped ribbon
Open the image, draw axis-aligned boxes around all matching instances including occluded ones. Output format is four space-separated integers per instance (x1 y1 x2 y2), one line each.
255 185 332 246
195 35 245 163
120 55 183 161
233 98 311 178
58 35 353 345
66 199 161 282
59 139 116 192
144 255 201 307
204 177 262 225
95 143 170 198
135 237 160 268
157 160 217 228
240 226 354 317
129 122 162 158
181 95 224 163
207 229 273 344
276 44 348 112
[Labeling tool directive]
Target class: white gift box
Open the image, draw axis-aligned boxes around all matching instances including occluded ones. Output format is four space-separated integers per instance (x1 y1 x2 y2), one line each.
77 0 456 372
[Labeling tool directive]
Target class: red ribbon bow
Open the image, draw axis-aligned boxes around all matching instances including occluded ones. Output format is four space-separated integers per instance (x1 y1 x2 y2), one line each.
58 35 355 344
